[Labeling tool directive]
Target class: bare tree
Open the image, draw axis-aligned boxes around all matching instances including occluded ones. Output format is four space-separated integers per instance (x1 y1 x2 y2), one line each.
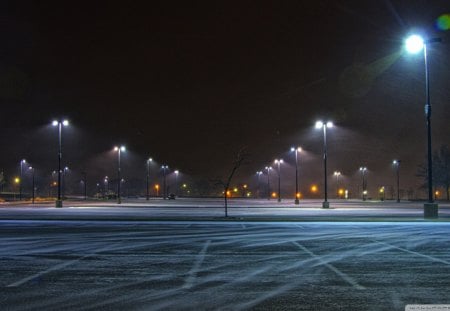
214 147 249 217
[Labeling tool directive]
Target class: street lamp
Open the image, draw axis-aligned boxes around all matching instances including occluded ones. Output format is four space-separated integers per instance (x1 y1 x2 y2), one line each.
104 176 109 197
81 171 87 200
114 146 126 204
62 166 69 199
393 160 401 203
19 159 26 200
28 166 35 203
290 147 302 204
256 171 263 198
161 165 169 199
274 159 283 202
264 166 272 200
146 158 153 200
52 119 69 207
333 171 341 198
315 120 333 208
405 34 441 218
174 170 179 197
359 167 367 201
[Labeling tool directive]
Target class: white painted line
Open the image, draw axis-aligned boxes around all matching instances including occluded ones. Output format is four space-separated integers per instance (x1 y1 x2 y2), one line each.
6 243 119 287
183 240 211 289
372 240 450 265
292 241 365 290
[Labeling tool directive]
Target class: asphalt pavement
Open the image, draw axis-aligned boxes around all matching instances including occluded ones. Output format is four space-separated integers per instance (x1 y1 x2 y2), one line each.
1 220 450 310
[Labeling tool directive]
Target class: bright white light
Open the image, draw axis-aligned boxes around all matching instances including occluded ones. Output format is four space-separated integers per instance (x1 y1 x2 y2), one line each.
326 121 333 128
148 158 153 162
120 146 126 152
290 147 295 152
62 120 69 126
21 159 26 163
315 121 324 129
114 146 118 151
405 34 424 54
175 170 179 174
52 120 58 126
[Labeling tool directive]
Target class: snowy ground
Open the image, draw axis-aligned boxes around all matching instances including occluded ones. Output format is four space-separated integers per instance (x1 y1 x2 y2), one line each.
1 221 450 310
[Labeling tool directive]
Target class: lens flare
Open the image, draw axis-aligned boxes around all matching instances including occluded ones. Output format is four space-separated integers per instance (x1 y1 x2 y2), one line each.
436 14 450 31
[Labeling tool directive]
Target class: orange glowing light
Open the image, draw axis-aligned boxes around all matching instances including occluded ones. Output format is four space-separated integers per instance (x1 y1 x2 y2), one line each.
338 188 344 195
435 190 440 197
296 192 302 199
310 185 318 193
226 191 231 197
271 192 277 198
243 184 248 189
154 184 160 190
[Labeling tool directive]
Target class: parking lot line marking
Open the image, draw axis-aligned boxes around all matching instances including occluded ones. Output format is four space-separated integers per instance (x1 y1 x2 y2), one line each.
183 240 211 289
372 240 450 265
292 241 366 290
6 243 120 288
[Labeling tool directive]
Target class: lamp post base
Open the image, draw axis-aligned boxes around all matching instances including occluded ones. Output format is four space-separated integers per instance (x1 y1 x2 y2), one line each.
322 201 330 209
55 200 63 208
424 203 438 219
294 199 299 205
117 198 122 204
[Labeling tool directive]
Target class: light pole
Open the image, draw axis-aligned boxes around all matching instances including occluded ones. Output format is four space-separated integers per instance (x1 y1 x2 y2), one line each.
114 146 126 204
62 166 69 199
405 34 441 217
265 166 272 200
333 171 341 198
315 120 333 208
104 176 109 198
174 170 179 197
359 167 367 201
290 147 302 204
81 171 87 200
28 166 35 203
52 119 69 208
274 159 283 202
256 171 263 198
146 158 153 200
19 159 26 200
393 160 401 203
162 165 168 199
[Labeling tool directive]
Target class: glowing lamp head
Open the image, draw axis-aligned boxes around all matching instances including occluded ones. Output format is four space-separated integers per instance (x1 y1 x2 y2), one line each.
326 121 333 128
21 159 26 164
62 120 69 126
52 120 58 126
174 170 179 175
315 121 324 129
405 34 424 54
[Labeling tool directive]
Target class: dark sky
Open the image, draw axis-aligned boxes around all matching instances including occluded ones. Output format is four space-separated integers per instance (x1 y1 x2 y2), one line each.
1 1 450 197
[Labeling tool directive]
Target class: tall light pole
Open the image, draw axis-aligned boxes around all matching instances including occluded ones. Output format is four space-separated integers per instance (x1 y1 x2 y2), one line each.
315 120 333 208
174 170 179 197
274 159 283 202
114 146 126 204
104 176 109 197
359 167 367 201
62 166 69 199
393 160 401 203
290 147 302 204
265 166 272 200
405 34 441 217
333 171 341 198
162 165 169 199
146 158 153 200
52 119 69 208
19 159 26 200
256 171 263 198
28 166 35 203
81 171 87 200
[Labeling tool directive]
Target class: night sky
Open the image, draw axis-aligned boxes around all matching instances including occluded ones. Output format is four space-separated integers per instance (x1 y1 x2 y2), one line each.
1 1 449 197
